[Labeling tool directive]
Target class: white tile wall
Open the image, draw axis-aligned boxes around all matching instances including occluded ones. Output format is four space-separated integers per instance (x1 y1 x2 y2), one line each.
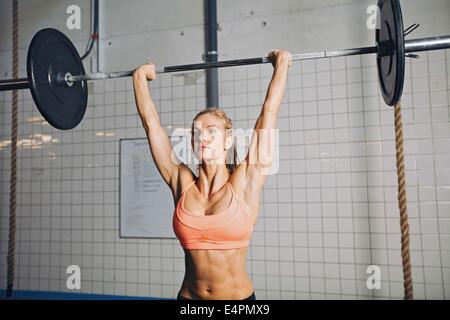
1 0 450 300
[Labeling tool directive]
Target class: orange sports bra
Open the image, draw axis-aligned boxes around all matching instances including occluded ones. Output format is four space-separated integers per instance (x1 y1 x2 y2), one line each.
172 179 254 250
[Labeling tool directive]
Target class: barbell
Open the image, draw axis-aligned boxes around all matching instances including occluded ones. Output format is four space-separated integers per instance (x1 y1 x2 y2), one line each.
1 0 450 130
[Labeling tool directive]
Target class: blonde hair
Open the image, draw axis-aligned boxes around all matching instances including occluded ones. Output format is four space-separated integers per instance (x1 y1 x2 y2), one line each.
191 107 238 174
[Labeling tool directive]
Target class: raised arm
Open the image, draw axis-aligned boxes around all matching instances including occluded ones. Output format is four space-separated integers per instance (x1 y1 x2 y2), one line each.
132 63 183 190
243 50 292 184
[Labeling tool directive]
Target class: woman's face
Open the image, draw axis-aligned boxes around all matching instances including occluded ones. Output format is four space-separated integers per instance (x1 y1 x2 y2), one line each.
191 114 232 165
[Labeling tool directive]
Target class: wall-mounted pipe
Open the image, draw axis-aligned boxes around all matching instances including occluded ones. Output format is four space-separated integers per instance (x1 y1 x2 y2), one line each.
204 0 219 108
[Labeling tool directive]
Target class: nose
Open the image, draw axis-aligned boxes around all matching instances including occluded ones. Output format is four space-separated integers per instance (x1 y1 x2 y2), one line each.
196 134 205 143
194 132 208 146
200 139 209 148
200 130 210 141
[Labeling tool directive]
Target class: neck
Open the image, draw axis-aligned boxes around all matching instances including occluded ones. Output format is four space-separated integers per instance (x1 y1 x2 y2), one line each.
197 163 230 198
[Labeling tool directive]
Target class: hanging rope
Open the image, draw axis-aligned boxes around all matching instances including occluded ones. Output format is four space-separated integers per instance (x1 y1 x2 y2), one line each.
393 101 413 300
6 0 19 298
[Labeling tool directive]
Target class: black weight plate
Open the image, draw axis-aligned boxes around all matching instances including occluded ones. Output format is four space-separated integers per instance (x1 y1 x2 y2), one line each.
376 0 405 106
27 28 87 130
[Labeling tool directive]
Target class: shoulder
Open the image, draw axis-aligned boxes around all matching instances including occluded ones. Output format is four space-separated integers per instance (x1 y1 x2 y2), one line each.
170 163 196 205
230 160 267 192
229 161 265 210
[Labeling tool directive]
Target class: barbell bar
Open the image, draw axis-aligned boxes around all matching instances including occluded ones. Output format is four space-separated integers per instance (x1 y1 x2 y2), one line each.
66 35 450 81
1 0 450 130
1 35 449 91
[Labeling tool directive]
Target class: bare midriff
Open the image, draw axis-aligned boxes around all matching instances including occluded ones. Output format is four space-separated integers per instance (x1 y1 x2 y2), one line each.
178 246 254 300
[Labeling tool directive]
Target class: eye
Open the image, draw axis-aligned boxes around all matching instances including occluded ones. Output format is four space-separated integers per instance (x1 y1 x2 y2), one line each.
209 129 216 134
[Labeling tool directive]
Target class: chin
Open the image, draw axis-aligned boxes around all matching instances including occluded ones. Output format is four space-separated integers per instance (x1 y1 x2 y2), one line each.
196 154 221 165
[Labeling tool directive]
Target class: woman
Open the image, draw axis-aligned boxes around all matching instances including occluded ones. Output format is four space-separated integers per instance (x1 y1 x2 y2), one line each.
132 49 292 300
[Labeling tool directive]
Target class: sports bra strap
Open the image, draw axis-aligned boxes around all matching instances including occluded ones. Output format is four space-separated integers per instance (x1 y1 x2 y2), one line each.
181 179 196 196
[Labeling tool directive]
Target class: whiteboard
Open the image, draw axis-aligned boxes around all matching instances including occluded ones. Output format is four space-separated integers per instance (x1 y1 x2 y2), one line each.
119 135 190 238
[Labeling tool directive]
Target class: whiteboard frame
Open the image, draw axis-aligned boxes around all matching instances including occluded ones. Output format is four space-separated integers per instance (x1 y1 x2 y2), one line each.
119 137 178 239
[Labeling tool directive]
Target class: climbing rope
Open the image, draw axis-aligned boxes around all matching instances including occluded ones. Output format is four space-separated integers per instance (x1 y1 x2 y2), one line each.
6 0 19 298
394 101 413 299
